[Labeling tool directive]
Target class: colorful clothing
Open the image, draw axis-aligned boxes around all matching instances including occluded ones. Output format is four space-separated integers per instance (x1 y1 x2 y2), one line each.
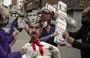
0 28 21 58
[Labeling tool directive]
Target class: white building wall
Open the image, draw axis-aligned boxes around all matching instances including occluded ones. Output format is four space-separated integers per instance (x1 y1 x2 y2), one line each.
3 0 11 6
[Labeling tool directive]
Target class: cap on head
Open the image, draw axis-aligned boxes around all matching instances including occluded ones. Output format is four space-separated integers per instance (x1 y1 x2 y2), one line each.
42 9 50 13
41 8 53 14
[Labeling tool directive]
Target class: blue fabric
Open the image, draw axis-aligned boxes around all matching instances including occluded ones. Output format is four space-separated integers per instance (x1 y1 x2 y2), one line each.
40 25 57 46
6 34 14 44
0 28 21 58
2 19 14 44
4 19 14 34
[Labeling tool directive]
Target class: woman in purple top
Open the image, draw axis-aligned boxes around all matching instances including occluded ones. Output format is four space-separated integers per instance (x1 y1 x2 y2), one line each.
0 5 27 58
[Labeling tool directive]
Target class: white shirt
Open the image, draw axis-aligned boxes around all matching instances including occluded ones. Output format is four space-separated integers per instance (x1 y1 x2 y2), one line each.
22 41 61 58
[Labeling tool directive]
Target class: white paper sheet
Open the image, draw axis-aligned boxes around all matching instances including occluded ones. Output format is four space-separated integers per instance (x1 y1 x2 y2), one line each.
54 16 67 44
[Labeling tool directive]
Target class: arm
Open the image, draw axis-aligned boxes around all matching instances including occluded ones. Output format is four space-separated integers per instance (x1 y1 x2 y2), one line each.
9 38 16 47
72 40 90 50
0 39 22 58
63 35 90 50
69 26 83 40
40 31 58 41
52 46 61 58
6 34 14 44
40 34 53 41
0 44 26 58
9 31 19 47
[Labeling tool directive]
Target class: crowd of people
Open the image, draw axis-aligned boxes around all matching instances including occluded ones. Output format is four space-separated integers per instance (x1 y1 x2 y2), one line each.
0 4 90 58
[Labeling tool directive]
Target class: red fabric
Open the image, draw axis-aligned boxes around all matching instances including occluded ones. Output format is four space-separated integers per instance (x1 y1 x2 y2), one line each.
30 38 44 56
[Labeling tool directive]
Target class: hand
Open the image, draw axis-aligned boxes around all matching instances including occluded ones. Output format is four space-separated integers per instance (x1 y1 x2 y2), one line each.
66 36 75 44
51 31 58 37
62 31 75 44
62 31 69 39
20 48 27 55
13 31 19 37
13 31 19 40
59 40 66 46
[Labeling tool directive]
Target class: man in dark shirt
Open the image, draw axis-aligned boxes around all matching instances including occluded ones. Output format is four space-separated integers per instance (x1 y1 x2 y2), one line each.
63 7 90 58
40 8 58 47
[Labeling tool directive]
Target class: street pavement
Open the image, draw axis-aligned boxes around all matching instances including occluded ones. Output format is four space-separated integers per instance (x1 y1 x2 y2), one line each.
11 30 81 58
